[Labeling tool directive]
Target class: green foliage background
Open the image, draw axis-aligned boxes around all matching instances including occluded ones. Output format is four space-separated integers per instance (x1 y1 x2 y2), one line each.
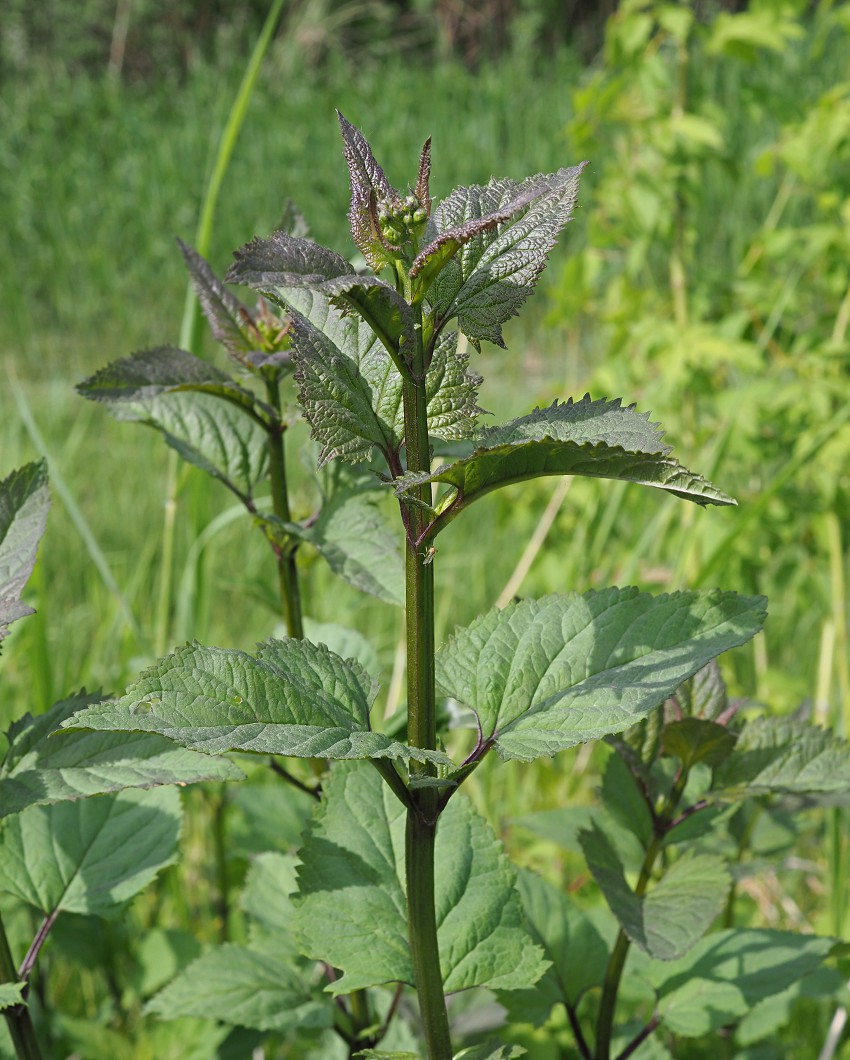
1 0 850 1056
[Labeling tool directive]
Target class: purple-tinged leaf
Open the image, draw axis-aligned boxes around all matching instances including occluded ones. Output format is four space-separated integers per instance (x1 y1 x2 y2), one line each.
178 240 259 363
337 111 402 271
415 137 432 214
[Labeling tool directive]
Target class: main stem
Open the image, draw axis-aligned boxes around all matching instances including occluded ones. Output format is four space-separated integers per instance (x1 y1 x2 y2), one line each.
402 300 453 1059
0 915 42 1060
265 377 304 639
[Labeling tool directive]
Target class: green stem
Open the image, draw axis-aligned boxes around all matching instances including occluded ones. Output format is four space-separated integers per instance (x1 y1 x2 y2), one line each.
265 377 303 639
401 300 452 1058
0 915 42 1060
594 768 690 1060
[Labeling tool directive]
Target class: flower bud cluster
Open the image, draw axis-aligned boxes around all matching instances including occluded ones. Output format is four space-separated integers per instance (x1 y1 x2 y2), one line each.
377 193 428 247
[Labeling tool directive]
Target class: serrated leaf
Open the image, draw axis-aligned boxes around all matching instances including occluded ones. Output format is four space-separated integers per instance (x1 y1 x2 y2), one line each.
662 718 737 770
499 869 611 1026
178 240 259 363
62 639 450 767
227 231 414 367
436 589 766 761
426 164 586 347
337 112 403 271
0 786 180 914
284 292 477 467
288 305 404 465
293 761 548 995
280 485 404 605
116 391 269 502
714 717 850 798
240 851 299 946
356 1053 420 1060
145 943 331 1033
396 400 733 535
77 347 262 418
580 822 729 960
0 693 243 820
644 929 836 1036
0 461 49 642
0 984 25 1012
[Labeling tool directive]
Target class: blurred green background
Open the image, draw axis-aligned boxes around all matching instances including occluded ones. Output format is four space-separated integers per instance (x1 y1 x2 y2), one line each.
2 0 850 1053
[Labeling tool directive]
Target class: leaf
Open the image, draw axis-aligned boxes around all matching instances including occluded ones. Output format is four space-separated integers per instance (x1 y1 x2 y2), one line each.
178 240 260 364
145 943 331 1033
280 485 404 605
424 330 484 440
0 460 49 642
600 751 654 847
77 347 262 419
677 659 729 720
0 692 244 820
240 852 299 948
714 717 850 799
283 291 477 467
395 397 733 536
0 984 25 1012
426 163 586 348
499 868 611 1027
62 639 451 767
662 718 737 770
227 231 414 367
337 111 402 271
435 589 766 761
113 391 269 502
453 1046 526 1059
292 761 548 995
579 822 729 960
0 786 180 915
288 303 404 466
644 929 836 1036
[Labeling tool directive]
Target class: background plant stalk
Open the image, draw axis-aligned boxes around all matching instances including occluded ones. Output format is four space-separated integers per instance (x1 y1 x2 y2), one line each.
0 917 42 1060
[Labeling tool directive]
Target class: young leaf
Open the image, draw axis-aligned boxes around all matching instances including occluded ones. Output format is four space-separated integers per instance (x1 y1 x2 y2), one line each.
396 397 733 536
643 929 837 1036
714 717 850 799
662 717 737 770
0 692 244 820
676 659 729 720
0 786 180 915
498 868 612 1027
425 163 586 348
227 230 415 369
337 111 403 271
453 1046 527 1060
145 943 331 1034
113 391 269 502
436 589 766 761
579 821 729 960
274 485 404 606
62 639 451 767
178 240 266 365
292 761 548 995
0 460 49 643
